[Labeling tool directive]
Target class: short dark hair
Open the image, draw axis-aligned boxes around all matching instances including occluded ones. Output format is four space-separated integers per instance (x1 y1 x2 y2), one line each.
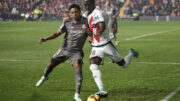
92 0 95 4
69 4 81 11
84 0 95 4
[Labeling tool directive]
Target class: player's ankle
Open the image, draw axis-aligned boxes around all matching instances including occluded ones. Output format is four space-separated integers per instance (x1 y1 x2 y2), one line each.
99 88 105 92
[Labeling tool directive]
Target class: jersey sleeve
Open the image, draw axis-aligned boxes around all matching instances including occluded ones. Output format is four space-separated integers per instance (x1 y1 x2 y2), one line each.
82 11 88 18
57 19 68 33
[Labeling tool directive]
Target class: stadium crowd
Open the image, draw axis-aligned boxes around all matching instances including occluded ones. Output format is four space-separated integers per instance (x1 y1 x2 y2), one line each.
127 0 180 16
0 0 123 21
0 0 89 20
0 0 180 21
0 0 43 20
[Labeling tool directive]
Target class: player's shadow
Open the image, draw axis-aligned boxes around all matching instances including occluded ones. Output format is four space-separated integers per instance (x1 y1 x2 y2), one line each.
26 92 46 101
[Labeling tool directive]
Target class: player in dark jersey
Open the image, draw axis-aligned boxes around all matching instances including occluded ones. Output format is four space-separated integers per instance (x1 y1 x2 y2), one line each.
106 0 119 45
36 4 89 101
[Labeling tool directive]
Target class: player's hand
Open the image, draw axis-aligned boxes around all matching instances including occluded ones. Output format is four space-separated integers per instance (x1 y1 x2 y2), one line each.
39 38 47 44
63 13 69 18
115 41 119 45
112 15 116 19
83 25 92 35
61 13 70 21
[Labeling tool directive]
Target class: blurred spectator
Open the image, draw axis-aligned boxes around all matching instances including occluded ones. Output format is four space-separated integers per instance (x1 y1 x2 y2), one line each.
127 0 180 16
0 0 180 21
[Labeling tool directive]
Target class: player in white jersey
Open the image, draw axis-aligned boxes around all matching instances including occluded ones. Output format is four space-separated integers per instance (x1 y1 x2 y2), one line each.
83 0 139 98
83 7 111 46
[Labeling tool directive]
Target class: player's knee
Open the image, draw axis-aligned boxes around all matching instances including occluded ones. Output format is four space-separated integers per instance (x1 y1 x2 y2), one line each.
51 58 59 65
49 59 59 67
51 58 55 63
77 59 83 65
73 59 83 71
89 57 102 65
116 59 125 67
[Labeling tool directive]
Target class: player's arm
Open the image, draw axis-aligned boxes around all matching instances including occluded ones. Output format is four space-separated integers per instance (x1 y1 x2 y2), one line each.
83 27 91 36
96 21 105 36
59 13 70 21
95 9 106 36
39 19 67 44
82 24 92 36
112 9 118 19
39 31 62 44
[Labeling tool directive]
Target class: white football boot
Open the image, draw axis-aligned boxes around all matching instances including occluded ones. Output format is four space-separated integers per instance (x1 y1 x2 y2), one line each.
74 93 82 101
95 91 108 98
36 76 48 87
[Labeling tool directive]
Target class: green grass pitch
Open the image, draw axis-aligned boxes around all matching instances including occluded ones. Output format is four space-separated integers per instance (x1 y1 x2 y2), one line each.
0 21 180 101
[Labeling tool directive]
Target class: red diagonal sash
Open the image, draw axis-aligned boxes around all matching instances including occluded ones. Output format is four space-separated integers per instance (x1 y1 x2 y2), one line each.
89 16 100 43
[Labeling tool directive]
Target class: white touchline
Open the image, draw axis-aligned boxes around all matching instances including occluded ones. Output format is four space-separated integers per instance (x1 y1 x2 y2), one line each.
1 59 180 65
160 87 180 101
0 59 46 62
132 62 180 65
126 28 180 40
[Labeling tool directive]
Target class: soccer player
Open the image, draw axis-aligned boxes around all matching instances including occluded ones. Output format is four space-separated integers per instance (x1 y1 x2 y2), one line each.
105 0 119 45
36 4 89 101
83 0 139 97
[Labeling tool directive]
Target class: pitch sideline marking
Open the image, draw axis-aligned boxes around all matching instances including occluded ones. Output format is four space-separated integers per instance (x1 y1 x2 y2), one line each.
126 28 180 40
160 87 180 101
133 61 180 65
0 59 45 62
1 59 180 65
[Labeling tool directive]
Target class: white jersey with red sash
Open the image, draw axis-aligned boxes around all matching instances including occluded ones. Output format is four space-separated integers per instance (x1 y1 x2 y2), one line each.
84 7 113 47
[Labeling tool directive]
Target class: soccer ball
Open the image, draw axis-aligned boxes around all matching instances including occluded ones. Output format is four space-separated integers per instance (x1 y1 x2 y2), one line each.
87 94 100 101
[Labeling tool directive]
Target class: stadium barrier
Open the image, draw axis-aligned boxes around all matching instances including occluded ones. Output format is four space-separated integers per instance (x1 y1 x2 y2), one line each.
0 18 3 22
118 16 180 21
139 16 180 21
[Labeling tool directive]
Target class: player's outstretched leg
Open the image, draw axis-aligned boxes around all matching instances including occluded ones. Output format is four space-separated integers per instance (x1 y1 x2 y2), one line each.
36 76 48 87
36 65 51 87
74 93 82 101
36 61 58 87
120 48 139 68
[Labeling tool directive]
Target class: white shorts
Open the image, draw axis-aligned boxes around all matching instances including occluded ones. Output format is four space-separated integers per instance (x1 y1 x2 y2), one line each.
90 42 123 64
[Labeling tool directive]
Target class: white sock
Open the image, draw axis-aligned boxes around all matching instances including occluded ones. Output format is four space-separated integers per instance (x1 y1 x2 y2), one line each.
90 64 104 91
74 93 81 100
74 93 80 97
123 53 133 68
